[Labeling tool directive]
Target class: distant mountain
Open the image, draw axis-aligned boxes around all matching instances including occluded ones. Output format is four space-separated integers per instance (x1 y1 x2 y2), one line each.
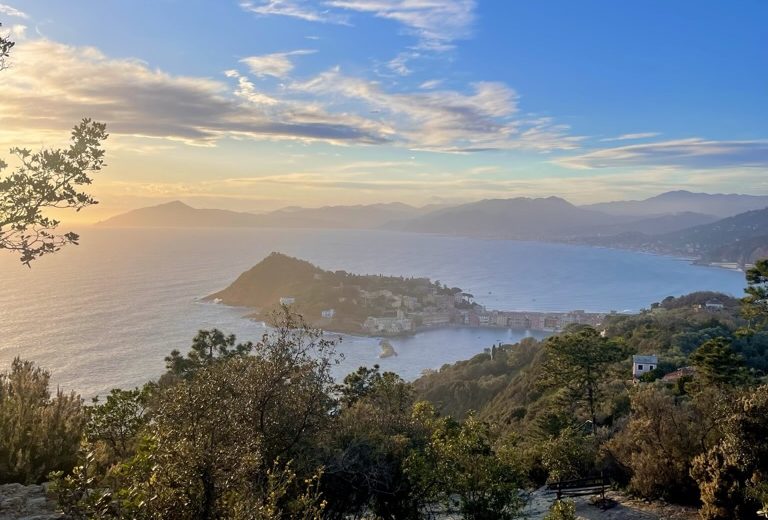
584 190 768 218
96 201 429 229
262 202 429 229
661 207 768 256
95 201 263 228
579 207 768 266
586 212 720 236
387 196 631 240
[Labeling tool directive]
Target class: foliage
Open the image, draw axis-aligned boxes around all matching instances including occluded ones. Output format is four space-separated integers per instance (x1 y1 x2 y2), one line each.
0 29 108 265
540 327 625 427
164 328 253 379
540 425 597 482
322 366 426 518
0 358 85 484
0 119 108 265
0 22 13 70
544 499 577 520
692 384 768 519
605 385 720 503
690 338 750 386
743 259 768 332
86 386 153 462
407 404 524 520
54 311 336 518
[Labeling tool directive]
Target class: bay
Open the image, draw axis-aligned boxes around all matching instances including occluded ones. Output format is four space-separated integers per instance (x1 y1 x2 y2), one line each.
0 227 745 397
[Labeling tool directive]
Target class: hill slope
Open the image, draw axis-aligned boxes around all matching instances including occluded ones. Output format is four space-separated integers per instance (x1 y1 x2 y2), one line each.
388 197 631 240
584 190 768 218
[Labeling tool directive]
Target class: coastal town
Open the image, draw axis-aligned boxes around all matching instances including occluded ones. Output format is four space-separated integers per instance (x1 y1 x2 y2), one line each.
337 286 607 336
208 252 611 337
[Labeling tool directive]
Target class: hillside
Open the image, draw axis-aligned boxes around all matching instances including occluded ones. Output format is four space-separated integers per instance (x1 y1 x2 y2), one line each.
388 196 632 240
584 190 768 218
95 201 263 228
413 291 759 431
207 252 467 335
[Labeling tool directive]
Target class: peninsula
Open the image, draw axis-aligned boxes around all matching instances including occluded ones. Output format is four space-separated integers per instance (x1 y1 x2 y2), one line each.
207 253 607 336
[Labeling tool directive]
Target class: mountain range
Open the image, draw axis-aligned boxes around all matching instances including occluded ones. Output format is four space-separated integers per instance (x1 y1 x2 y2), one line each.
97 191 768 266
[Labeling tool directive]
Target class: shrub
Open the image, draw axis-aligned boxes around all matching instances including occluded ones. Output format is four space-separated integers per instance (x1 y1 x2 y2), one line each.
0 358 85 484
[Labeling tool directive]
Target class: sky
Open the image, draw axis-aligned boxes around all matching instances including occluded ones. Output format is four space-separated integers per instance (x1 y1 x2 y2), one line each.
0 0 767 221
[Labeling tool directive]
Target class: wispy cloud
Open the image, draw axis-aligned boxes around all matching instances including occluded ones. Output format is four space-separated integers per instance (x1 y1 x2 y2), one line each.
327 0 476 51
557 139 768 169
292 67 582 152
599 132 660 142
1 36 581 154
239 49 316 78
0 3 27 19
240 1 349 24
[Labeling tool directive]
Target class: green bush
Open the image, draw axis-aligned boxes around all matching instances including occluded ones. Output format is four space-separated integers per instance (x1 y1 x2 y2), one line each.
0 358 85 484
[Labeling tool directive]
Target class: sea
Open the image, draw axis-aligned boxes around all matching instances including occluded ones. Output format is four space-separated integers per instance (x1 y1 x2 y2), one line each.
0 227 746 398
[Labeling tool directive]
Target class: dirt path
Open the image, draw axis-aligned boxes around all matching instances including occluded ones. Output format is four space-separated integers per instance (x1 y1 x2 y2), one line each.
523 487 698 520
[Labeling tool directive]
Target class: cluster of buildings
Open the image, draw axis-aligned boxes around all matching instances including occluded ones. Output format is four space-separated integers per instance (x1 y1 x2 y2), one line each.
359 286 608 336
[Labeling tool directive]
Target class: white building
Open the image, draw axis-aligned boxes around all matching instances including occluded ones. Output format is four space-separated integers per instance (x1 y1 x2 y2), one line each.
633 355 658 380
279 297 295 305
321 309 335 319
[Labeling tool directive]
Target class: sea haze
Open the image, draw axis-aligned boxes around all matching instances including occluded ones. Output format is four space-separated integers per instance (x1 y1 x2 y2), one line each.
0 228 745 397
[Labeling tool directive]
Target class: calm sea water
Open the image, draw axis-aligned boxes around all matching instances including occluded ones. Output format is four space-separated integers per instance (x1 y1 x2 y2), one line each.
0 228 745 397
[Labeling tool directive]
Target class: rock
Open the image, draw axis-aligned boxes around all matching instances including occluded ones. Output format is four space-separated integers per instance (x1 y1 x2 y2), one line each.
0 483 63 519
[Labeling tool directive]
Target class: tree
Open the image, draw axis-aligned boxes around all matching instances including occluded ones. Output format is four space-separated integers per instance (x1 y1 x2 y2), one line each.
0 26 108 266
408 404 525 520
323 366 425 519
692 384 768 519
743 259 768 332
0 358 85 484
690 338 750 387
540 327 624 429
164 328 253 379
55 311 337 519
605 385 720 503
1 23 14 70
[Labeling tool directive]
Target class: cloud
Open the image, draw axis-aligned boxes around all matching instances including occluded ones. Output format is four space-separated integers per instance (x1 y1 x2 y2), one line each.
0 3 27 19
0 39 390 147
419 79 443 89
1 37 580 153
240 0 349 24
239 49 316 78
292 68 582 152
556 139 768 170
599 132 660 142
327 0 476 51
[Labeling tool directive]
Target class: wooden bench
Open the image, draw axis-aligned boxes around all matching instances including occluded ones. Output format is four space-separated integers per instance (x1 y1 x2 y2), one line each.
546 474 609 501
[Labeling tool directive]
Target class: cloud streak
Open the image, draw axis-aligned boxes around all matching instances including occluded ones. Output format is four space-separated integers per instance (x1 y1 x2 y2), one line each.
327 0 476 51
240 0 349 24
0 3 27 19
557 139 768 169
239 49 316 78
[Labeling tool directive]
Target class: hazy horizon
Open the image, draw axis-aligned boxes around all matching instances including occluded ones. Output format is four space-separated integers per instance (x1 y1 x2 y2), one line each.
2 1 767 224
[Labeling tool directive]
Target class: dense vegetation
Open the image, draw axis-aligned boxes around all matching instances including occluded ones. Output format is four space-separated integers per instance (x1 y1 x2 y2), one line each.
1 261 768 518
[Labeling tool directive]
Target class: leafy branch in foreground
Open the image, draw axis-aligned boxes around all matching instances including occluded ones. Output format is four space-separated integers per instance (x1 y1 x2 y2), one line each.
0 119 108 265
